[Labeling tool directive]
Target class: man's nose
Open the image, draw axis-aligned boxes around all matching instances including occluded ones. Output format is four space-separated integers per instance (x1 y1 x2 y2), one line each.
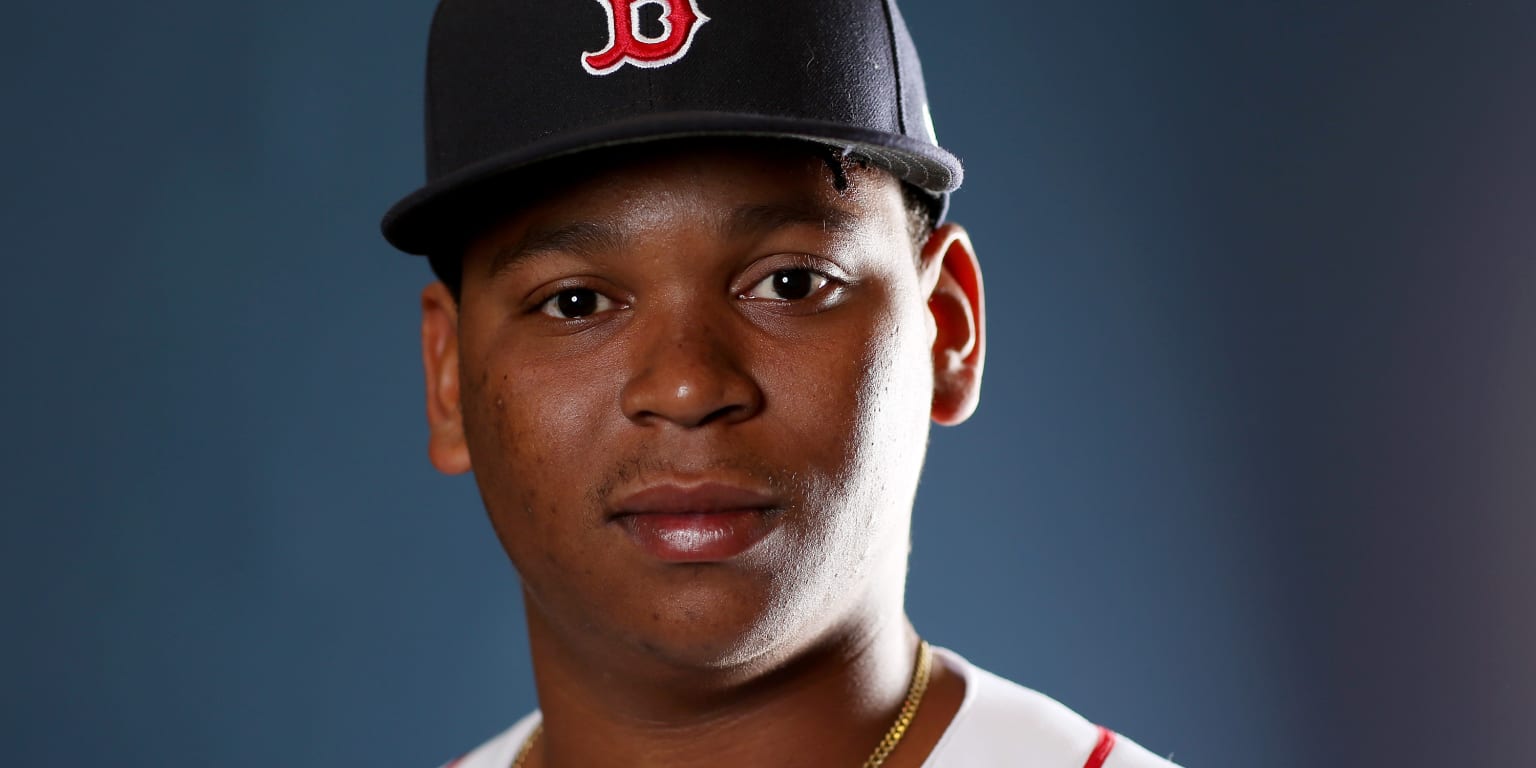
619 308 764 429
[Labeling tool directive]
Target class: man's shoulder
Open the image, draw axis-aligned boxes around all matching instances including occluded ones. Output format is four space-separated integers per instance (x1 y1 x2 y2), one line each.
434 651 1181 768
930 646 1181 767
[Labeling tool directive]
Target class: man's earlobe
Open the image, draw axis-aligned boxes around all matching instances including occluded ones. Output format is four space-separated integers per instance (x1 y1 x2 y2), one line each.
421 282 473 474
921 223 986 426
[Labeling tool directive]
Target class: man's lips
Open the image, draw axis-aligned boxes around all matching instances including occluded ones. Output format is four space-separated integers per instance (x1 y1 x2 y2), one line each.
611 481 779 516
609 482 782 563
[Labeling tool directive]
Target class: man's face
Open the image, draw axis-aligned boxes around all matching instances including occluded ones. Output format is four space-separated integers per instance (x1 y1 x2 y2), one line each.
421 142 981 669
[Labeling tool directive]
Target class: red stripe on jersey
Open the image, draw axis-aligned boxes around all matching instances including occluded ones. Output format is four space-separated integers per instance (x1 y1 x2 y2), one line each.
1083 726 1118 768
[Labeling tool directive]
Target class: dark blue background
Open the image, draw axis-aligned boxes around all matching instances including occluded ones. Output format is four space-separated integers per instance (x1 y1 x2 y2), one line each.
4 2 1533 766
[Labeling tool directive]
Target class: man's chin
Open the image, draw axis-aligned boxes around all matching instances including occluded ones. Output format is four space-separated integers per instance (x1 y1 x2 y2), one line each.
519 533 860 679
625 584 804 671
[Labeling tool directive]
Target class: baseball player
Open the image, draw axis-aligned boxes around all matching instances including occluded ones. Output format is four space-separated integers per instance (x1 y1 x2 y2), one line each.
380 1 1180 766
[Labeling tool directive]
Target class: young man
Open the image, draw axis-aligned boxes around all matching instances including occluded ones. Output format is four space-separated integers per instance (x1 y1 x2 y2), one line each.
381 1 1179 766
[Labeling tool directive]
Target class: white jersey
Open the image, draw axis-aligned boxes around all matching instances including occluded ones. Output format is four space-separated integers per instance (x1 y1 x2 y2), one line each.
442 647 1180 768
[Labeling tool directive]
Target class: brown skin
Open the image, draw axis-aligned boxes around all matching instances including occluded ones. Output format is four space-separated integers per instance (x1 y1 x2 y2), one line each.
420 142 985 768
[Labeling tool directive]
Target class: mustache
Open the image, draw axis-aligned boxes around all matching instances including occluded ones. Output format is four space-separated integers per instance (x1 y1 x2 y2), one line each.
589 453 812 510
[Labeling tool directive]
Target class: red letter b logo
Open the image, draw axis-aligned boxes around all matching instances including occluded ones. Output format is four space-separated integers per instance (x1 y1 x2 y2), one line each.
582 0 710 76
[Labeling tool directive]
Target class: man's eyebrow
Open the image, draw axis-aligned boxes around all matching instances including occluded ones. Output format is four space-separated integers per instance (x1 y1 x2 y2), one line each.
488 221 628 278
722 201 858 241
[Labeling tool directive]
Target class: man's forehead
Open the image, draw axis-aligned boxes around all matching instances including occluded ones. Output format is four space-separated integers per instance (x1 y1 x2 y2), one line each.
482 198 871 280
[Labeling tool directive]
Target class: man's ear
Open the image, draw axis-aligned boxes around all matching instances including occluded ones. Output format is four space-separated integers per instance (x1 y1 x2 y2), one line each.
919 223 986 426
421 282 472 474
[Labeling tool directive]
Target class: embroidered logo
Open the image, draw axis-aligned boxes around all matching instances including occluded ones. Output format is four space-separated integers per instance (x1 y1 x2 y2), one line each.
582 0 710 76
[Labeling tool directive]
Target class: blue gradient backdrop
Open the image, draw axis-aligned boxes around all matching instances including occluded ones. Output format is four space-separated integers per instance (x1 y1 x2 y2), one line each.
4 2 1533 766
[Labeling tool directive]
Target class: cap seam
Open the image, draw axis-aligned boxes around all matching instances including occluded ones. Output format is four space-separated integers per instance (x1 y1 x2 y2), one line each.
880 0 906 136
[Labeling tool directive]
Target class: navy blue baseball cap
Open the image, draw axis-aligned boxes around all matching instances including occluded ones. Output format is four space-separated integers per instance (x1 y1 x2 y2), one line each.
380 0 964 256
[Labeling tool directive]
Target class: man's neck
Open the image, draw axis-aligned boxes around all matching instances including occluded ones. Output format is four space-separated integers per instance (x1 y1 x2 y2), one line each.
521 600 945 768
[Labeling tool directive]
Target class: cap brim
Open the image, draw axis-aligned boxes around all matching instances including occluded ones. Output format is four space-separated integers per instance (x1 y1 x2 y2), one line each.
380 111 962 256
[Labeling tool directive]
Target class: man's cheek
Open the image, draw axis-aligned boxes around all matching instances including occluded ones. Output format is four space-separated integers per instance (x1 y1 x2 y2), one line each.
474 358 583 446
474 388 604 573
762 355 868 474
498 381 619 505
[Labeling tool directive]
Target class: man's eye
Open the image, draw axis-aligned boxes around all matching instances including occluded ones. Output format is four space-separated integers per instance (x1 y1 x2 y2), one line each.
744 269 831 301
539 288 618 319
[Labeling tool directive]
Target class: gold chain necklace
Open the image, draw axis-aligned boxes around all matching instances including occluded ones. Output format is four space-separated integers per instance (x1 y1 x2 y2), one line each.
511 640 934 768
860 639 934 768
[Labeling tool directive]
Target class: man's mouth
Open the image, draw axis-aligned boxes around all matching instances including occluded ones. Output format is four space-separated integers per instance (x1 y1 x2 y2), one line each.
609 481 783 563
